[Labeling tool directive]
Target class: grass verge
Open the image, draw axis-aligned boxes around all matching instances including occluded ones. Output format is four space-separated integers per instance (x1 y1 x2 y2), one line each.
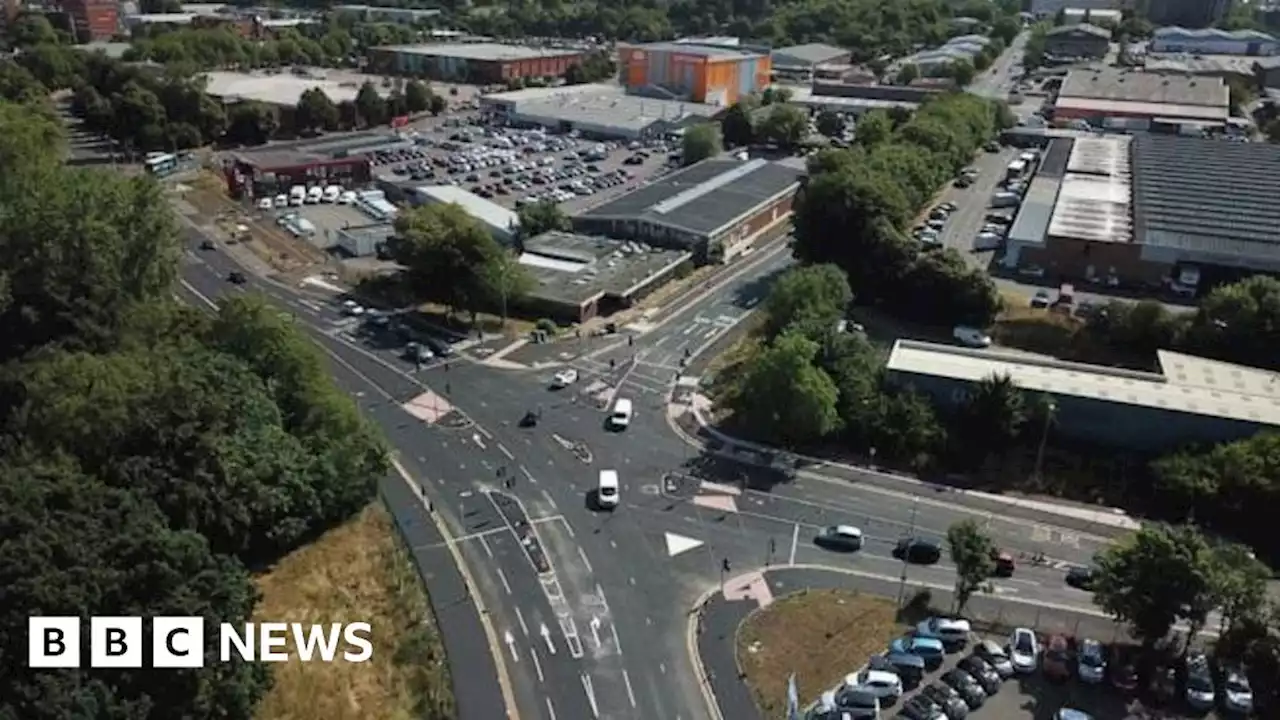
737 589 901 718
252 503 454 720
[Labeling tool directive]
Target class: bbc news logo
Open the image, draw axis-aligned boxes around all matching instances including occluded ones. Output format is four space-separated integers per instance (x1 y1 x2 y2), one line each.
28 617 373 668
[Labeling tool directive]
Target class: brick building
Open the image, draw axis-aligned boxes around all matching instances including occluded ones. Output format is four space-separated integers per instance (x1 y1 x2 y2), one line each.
62 0 118 41
573 157 803 263
366 43 586 83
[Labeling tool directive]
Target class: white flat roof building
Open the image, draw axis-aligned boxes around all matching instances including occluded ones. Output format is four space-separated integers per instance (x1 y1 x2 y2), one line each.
409 185 518 242
201 70 387 107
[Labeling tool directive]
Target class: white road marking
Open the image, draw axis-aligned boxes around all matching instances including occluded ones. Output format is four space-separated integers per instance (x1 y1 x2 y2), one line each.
622 669 637 708
515 606 529 636
589 615 602 649
531 647 545 682
504 630 519 662
479 535 494 559
496 567 512 595
789 523 800 566
581 674 600 718
577 546 594 574
540 623 556 654
544 697 557 720
499 443 514 460
665 532 704 557
609 622 623 654
472 432 487 450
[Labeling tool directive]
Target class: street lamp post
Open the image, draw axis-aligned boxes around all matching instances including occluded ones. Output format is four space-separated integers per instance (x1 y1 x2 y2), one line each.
895 497 919 608
1032 400 1057 483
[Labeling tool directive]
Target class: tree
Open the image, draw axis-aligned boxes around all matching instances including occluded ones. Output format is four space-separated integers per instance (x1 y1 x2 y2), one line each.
296 87 339 133
955 373 1026 461
428 93 448 116
681 123 722 165
758 104 809 150
991 16 1022 45
517 200 570 239
225 101 279 145
895 63 920 85
728 333 841 447
10 12 60 46
1093 523 1218 651
721 102 755 148
853 109 893 148
815 110 846 138
947 520 997 614
948 59 977 86
762 264 852 340
1182 275 1280 370
355 81 386 127
404 79 431 113
896 249 1002 327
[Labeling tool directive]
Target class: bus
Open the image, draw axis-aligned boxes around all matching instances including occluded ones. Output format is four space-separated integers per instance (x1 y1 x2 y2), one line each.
144 152 179 177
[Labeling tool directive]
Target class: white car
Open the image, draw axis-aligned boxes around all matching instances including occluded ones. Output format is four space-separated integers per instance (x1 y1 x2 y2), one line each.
339 190 357 205
342 300 365 316
846 668 902 702
1076 638 1105 683
1008 628 1038 674
1222 669 1254 713
552 368 579 388
953 325 992 348
916 617 972 649
256 197 273 210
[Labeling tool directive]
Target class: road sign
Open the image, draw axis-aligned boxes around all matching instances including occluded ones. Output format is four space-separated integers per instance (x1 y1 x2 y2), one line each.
665 532 704 557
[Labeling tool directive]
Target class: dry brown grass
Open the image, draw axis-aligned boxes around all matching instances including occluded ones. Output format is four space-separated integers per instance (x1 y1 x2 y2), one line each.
252 504 453 720
737 589 901 718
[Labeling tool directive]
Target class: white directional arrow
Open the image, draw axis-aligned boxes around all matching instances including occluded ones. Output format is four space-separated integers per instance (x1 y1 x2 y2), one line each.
472 433 486 450
540 623 556 655
665 532 705 557
590 616 602 649
504 630 519 662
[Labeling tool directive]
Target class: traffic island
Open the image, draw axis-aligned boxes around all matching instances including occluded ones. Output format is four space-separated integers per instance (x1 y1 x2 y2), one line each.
736 588 901 718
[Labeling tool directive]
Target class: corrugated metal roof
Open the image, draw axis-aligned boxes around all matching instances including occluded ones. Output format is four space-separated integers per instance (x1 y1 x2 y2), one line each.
414 186 517 236
886 340 1280 426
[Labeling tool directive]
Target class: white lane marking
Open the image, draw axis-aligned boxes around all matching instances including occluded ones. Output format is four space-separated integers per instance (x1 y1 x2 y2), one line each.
577 546 594 574
789 523 800 566
496 567 512 595
521 465 536 483
472 432 487 450
609 622 623 654
504 630 518 662
531 646 545 682
581 674 600 719
654 335 669 346
545 697 557 720
515 606 529 636
499 443 514 460
479 535 494 559
540 623 556 654
622 669 637 708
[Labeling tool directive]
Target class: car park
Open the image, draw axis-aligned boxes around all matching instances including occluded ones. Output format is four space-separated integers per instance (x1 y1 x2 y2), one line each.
1042 634 1073 682
1220 666 1254 713
890 636 946 669
956 656 1001 696
1008 628 1038 674
814 525 864 552
920 682 968 719
1183 651 1215 710
972 640 1014 678
1076 638 1105 684
940 669 985 709
915 617 971 650
894 537 942 565
877 652 926 688
403 342 433 363
832 686 879 719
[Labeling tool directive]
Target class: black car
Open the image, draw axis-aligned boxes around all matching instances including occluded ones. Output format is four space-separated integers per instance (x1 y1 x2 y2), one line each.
940 669 985 709
957 656 1002 695
894 537 942 565
1065 566 1096 590
920 683 968 720
199 239 215 250
227 271 246 284
899 694 945 720
422 336 453 357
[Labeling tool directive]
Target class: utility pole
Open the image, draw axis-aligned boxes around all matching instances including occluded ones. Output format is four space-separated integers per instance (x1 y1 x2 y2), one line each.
895 497 920 608
1032 400 1057 483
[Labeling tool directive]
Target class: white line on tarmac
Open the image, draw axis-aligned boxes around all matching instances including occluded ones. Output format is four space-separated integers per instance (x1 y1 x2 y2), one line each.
515 606 529 636
581 674 600 719
496 567 512 595
545 697 557 720
577 546 594 574
789 523 800 566
622 670 637 708
531 648 545 682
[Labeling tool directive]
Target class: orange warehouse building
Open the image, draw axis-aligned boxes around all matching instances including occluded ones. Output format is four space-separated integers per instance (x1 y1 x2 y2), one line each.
618 42 771 106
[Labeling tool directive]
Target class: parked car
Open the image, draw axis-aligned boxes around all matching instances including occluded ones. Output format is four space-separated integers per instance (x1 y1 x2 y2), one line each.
1076 638 1106 684
890 636 947 669
1055 710 1093 720
899 694 945 720
1220 666 1254 714
952 325 992 348
916 617 972 650
1031 290 1052 308
227 271 246 284
991 550 1015 577
1042 635 1073 682
920 682 968 719
1008 628 1039 674
957 656 1002 695
814 525 864 552
876 652 926 688
1183 651 1215 711
973 639 1015 678
1109 645 1138 691
894 537 942 565
846 667 903 704
940 669 986 709
832 686 880 719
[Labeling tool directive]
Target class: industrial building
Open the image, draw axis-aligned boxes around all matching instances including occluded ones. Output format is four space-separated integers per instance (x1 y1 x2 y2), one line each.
574 157 803 262
1002 134 1280 288
1052 67 1229 126
1061 8 1122 25
785 84 928 115
886 340 1280 452
1044 23 1111 60
406 185 518 243
61 0 119 41
366 43 586 83
478 84 721 140
771 43 852 80
222 133 405 197
1150 26 1279 55
1029 0 1119 19
896 35 993 76
1143 54 1259 85
617 42 771 106
334 222 395 258
517 232 691 323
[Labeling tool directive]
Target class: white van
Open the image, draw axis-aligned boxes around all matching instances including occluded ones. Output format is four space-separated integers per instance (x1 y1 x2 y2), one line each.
322 185 341 203
288 185 307 206
596 470 619 510
608 398 633 429
305 186 324 204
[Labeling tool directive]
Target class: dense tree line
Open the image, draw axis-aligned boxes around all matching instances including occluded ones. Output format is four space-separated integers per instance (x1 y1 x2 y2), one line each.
793 93 1011 330
0 99 388 718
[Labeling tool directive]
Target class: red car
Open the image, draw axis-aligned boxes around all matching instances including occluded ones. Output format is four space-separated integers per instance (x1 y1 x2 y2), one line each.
1042 634 1073 681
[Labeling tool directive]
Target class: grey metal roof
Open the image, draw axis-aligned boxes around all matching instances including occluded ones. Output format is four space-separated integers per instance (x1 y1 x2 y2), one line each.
373 43 583 61
580 159 803 237
625 42 763 60
772 43 849 67
1047 23 1110 39
1059 68 1228 108
1132 134 1280 258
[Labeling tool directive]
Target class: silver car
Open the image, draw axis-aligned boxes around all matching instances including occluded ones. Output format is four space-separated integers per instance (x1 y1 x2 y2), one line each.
1076 638 1106 684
